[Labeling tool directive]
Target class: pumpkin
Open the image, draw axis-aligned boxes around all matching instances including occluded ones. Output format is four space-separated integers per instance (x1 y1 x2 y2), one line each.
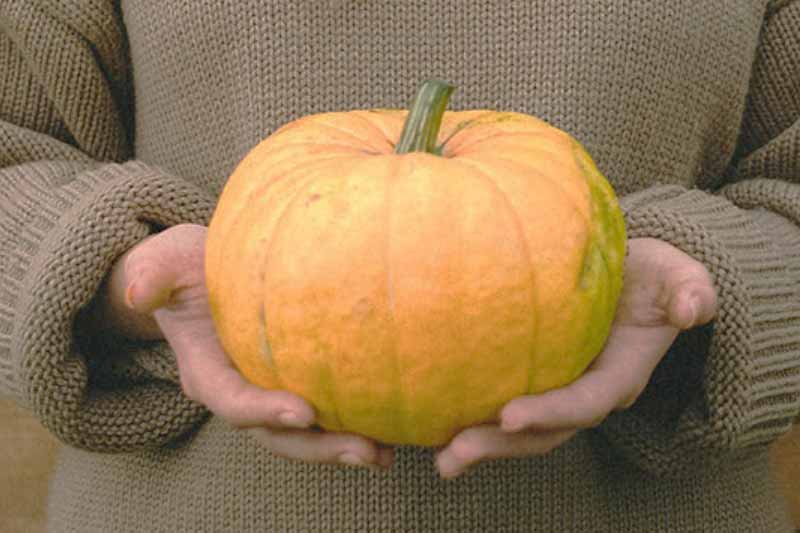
205 80 626 446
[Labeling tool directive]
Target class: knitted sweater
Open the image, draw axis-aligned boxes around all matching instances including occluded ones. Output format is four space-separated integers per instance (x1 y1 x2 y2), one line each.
1 1 799 531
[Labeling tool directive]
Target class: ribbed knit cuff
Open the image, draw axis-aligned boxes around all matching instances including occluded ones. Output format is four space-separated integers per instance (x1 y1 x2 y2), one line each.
2 160 214 452
601 184 800 476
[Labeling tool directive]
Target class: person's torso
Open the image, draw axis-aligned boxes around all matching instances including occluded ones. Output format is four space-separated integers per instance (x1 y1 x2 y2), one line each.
121 0 767 197
46 3 795 532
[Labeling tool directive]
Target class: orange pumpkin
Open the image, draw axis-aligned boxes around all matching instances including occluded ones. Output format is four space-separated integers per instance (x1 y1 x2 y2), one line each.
205 80 626 446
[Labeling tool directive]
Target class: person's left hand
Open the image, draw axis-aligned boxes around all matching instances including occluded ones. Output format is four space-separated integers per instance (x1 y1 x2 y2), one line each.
435 237 718 479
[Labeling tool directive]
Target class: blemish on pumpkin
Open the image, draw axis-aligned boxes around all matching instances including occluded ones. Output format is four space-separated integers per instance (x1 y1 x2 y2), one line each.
578 242 601 290
492 113 522 123
258 307 274 366
260 337 274 367
305 193 322 206
352 297 373 318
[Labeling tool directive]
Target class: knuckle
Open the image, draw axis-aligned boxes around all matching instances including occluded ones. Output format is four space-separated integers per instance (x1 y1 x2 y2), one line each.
574 384 600 408
449 433 483 464
572 383 614 428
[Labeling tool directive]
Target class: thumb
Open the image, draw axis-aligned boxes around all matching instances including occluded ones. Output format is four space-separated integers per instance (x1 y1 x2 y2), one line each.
104 224 207 339
664 269 718 330
121 224 207 314
123 239 181 315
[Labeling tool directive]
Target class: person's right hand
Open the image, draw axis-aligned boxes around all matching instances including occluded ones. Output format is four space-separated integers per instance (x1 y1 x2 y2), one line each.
87 223 394 470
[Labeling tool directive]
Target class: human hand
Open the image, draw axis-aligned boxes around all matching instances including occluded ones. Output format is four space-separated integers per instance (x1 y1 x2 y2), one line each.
88 223 393 470
435 237 718 479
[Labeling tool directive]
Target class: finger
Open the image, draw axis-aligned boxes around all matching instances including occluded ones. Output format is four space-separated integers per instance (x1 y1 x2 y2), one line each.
158 311 316 430
653 249 717 330
500 374 619 433
98 224 207 340
500 331 662 432
123 224 207 313
247 427 395 469
435 425 575 479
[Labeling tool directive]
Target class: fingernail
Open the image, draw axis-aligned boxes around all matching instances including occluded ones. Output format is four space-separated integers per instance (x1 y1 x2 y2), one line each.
278 411 309 428
687 296 700 327
124 281 138 310
338 453 366 467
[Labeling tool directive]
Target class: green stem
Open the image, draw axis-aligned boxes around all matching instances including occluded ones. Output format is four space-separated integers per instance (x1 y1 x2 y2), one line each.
395 80 456 154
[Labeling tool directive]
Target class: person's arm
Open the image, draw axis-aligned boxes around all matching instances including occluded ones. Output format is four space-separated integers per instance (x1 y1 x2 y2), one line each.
0 1 215 451
0 3 393 470
599 0 800 476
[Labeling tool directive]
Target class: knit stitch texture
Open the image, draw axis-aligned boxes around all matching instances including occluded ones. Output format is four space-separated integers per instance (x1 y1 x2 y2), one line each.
1 1 799 531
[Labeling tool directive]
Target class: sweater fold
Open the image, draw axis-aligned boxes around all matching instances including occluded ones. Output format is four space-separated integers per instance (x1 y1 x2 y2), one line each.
607 185 800 475
0 160 214 450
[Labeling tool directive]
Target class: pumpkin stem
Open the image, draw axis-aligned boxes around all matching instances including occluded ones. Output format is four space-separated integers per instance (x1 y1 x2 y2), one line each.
395 79 455 154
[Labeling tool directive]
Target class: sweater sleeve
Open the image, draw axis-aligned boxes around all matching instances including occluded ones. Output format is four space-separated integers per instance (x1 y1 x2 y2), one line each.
0 2 213 451
599 1 800 476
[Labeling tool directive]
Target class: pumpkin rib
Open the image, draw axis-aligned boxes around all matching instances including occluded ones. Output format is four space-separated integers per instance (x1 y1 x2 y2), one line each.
498 150 611 379
351 110 401 152
214 154 354 290
444 128 566 157
210 154 337 312
253 160 362 384
259 112 389 156
266 169 356 431
453 153 604 394
572 141 626 293
465 138 575 167
245 154 351 199
250 141 384 158
456 142 578 181
574 142 627 262
459 152 592 232
383 156 405 442
207 85 626 446
297 115 391 154
228 169 333 393
584 164 626 365
357 110 406 142
209 151 360 275
449 156 540 404
436 111 498 151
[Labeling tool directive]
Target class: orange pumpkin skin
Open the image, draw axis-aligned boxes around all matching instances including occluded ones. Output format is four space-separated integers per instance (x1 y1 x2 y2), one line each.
205 107 626 447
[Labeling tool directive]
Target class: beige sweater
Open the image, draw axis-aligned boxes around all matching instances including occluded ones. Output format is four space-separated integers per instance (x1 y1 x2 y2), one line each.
2 1 800 531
